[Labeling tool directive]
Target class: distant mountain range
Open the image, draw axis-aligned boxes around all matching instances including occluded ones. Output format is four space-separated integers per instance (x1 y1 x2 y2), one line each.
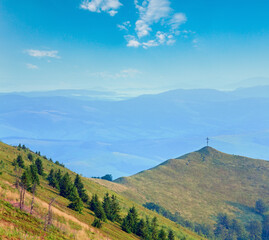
1 86 269 177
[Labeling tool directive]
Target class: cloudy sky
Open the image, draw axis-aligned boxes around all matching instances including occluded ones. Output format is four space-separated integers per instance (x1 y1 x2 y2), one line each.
1 0 269 93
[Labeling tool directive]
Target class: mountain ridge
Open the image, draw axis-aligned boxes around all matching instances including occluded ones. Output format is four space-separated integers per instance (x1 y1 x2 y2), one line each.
113 147 269 224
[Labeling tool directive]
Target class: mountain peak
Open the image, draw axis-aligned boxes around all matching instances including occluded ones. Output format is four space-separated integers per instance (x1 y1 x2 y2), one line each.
196 146 220 155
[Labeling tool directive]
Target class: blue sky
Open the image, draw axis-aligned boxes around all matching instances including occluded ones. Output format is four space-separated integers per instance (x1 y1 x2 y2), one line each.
1 0 269 94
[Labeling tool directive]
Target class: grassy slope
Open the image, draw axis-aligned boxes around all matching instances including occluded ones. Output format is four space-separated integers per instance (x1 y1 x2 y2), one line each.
112 147 269 225
0 141 203 240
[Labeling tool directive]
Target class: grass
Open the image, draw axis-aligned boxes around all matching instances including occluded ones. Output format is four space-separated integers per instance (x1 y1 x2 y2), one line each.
0 141 204 240
113 146 269 225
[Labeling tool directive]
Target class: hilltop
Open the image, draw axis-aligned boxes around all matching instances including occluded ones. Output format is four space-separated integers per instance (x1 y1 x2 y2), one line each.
106 147 269 225
0 141 203 240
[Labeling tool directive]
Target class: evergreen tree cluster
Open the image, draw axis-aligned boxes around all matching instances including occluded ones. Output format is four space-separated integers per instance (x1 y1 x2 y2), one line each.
144 202 214 238
214 212 269 240
92 174 113 181
89 193 121 223
47 171 87 213
20 163 40 191
121 206 175 240
144 201 269 240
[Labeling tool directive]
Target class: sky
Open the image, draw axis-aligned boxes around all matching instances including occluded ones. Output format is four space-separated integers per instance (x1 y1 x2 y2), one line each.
1 0 269 94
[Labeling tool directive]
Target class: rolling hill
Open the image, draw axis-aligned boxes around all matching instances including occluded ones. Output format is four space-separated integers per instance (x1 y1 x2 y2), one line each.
106 147 269 225
0 141 202 240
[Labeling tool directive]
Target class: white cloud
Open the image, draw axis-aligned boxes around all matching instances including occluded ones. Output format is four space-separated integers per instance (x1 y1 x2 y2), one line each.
125 35 141 47
134 0 171 38
117 21 131 31
169 13 187 29
25 49 60 58
26 63 38 69
142 39 159 49
123 0 188 49
127 39 141 47
80 0 122 16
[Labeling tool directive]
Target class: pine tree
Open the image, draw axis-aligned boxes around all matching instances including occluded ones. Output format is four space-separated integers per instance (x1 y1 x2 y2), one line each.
74 174 89 203
68 190 83 214
35 158 44 175
21 168 32 191
137 219 147 238
262 215 269 240
121 215 132 233
59 172 72 198
16 155 25 168
256 199 267 215
92 218 102 228
103 193 112 220
68 185 79 201
27 153 34 161
248 221 262 240
230 219 248 240
30 164 40 186
110 195 121 222
94 198 107 221
47 169 59 189
55 169 62 182
158 229 167 240
121 206 139 234
151 217 159 240
168 230 175 240
89 194 99 211
129 206 139 233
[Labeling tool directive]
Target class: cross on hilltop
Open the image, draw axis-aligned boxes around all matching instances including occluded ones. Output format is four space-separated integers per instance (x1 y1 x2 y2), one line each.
206 137 210 146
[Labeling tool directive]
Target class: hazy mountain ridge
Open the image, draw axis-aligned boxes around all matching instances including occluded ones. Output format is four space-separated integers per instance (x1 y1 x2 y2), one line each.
1 86 269 177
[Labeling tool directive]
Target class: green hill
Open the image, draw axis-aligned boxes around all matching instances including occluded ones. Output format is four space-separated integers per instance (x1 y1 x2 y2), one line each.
0 141 203 240
112 146 269 225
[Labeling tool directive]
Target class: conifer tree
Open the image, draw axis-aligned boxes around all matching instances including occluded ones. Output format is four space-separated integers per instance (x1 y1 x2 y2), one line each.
21 168 32 191
121 206 139 234
47 169 54 183
94 200 107 221
92 218 102 228
103 193 112 220
110 195 121 222
74 174 89 202
89 194 107 221
90 194 106 221
16 155 25 168
47 169 59 189
137 219 147 238
248 221 262 240
35 158 44 175
59 172 72 198
256 199 267 215
30 164 40 186
68 188 83 213
168 230 175 240
89 194 99 211
158 229 167 240
68 185 79 201
262 214 269 240
129 206 139 233
55 169 62 182
27 153 33 162
151 217 159 240
121 215 132 233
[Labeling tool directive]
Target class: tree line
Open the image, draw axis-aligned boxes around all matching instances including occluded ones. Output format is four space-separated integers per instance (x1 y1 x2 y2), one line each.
144 201 269 240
